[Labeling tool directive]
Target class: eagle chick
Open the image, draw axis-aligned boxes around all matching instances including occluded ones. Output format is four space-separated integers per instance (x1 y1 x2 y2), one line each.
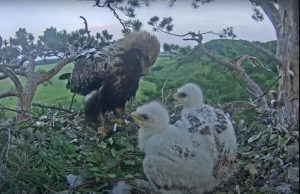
131 101 220 194
173 83 238 182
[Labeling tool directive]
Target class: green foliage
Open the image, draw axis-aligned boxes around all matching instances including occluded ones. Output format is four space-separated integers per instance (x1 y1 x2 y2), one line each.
137 39 278 106
0 129 76 193
0 26 114 64
0 111 144 193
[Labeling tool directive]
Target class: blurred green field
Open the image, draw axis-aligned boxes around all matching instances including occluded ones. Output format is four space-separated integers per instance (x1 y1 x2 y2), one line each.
0 63 80 109
0 59 163 111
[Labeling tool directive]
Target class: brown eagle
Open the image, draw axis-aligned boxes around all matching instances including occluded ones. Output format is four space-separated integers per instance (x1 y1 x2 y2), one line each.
60 31 160 135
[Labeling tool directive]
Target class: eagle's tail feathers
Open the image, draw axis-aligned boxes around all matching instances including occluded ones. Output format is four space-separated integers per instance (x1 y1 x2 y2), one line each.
58 73 71 80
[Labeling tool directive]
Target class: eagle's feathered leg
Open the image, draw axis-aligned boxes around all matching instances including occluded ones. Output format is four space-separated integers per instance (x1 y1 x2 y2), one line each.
97 112 109 136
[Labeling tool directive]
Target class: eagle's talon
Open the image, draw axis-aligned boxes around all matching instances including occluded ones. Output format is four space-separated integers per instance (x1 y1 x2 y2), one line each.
111 118 123 125
97 127 108 136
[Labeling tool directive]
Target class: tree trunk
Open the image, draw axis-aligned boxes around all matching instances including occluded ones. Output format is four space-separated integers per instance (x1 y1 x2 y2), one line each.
277 0 299 128
16 74 39 120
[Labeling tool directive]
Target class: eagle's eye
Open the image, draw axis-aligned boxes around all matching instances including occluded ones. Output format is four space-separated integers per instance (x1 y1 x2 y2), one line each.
178 92 187 98
141 114 149 120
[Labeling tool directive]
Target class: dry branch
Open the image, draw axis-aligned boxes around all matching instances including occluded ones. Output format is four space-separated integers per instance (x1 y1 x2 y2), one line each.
0 89 17 99
38 56 76 84
32 103 73 114
94 0 131 33
199 45 268 108
150 23 269 108
80 16 91 38
0 104 34 117
80 16 92 49
0 65 23 97
244 40 282 66
0 74 8 80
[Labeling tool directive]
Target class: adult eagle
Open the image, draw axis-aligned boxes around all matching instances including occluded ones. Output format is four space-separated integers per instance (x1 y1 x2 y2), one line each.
60 31 160 135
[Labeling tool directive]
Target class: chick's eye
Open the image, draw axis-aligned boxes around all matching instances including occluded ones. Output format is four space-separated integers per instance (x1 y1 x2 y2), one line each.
179 92 187 98
141 114 149 120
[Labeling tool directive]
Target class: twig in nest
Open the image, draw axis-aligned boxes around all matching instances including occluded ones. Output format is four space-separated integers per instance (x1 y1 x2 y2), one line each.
253 76 281 105
69 93 77 110
0 104 34 117
43 184 58 194
161 78 170 104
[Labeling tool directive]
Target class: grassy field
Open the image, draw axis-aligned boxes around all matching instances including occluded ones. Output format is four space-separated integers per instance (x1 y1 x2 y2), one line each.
0 59 164 112
0 63 81 109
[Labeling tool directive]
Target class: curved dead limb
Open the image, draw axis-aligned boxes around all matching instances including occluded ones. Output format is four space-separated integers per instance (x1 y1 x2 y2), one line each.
244 40 282 67
0 65 23 98
80 16 91 38
235 55 271 72
37 55 76 84
80 16 92 50
148 22 269 108
199 45 268 108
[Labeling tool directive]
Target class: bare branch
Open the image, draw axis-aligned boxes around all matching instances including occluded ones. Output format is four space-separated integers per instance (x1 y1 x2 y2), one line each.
14 70 27 76
161 78 172 104
0 66 23 96
198 45 269 108
0 74 8 80
253 76 281 105
234 55 271 71
0 69 27 79
244 40 282 66
151 24 268 109
0 57 28 69
37 55 76 84
80 16 92 49
0 64 21 69
95 1 131 33
80 16 91 38
0 89 17 99
0 104 34 117
32 103 73 114
242 84 259 97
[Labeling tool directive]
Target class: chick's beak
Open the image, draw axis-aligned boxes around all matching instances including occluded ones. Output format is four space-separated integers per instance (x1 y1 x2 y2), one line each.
173 93 181 102
131 112 145 126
